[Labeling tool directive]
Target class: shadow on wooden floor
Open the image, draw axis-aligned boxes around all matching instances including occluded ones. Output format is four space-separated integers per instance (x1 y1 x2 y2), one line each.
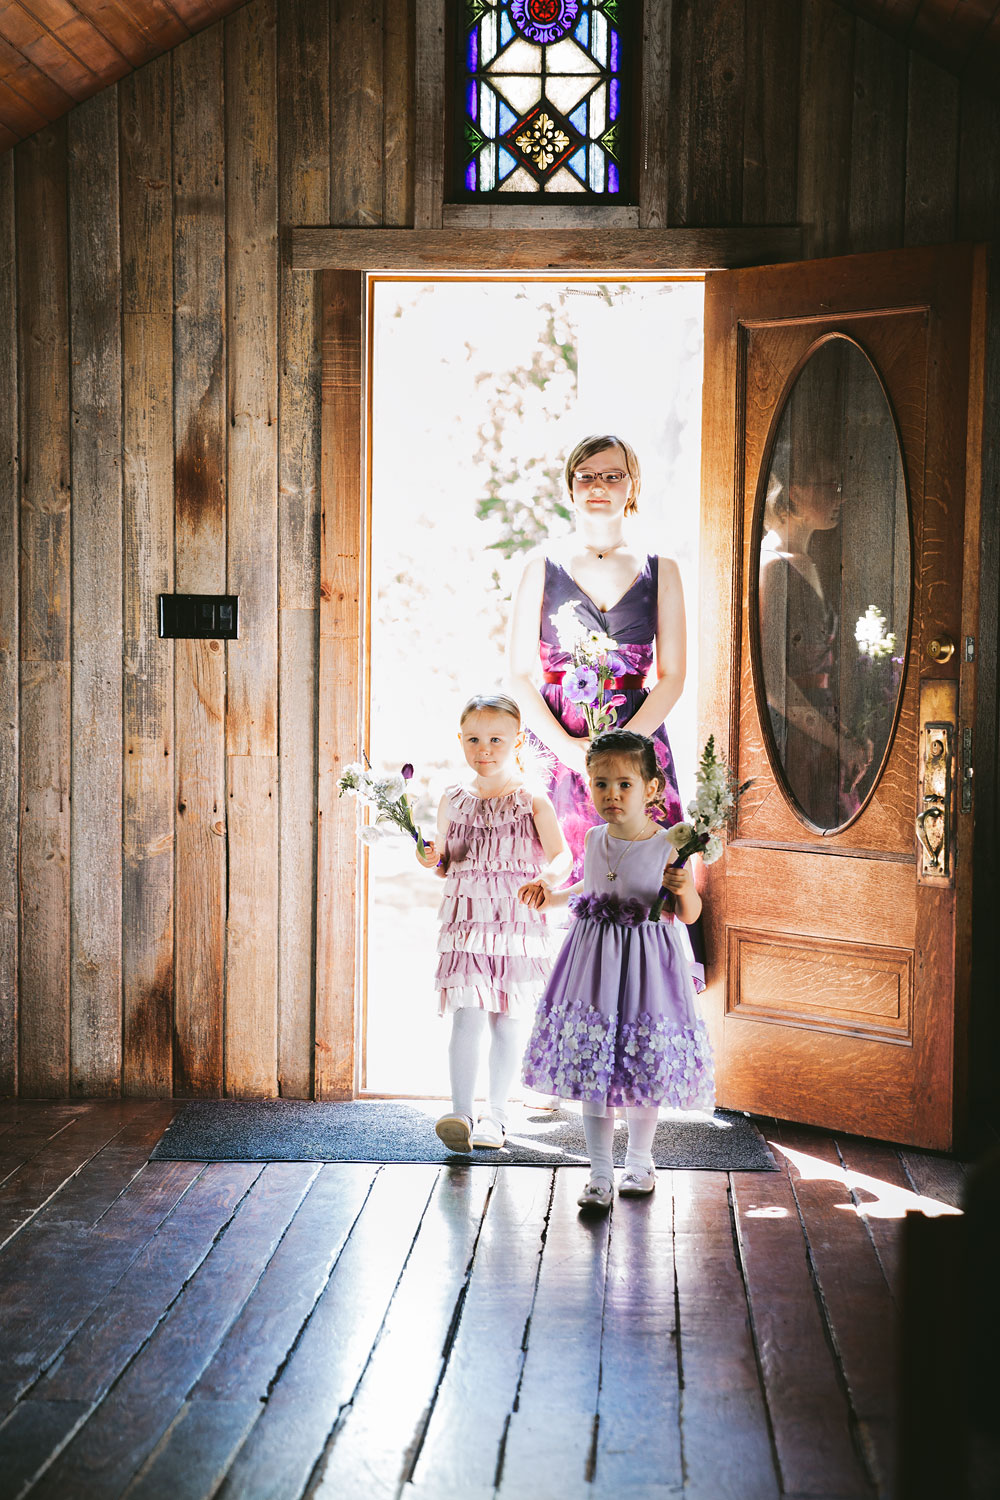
0 1100 977 1500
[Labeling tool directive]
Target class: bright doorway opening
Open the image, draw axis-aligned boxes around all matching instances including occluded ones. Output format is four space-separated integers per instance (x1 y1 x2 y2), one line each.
363 276 705 1096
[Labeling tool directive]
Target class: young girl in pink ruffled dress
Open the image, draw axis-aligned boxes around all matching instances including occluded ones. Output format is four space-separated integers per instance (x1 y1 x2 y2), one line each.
417 693 570 1154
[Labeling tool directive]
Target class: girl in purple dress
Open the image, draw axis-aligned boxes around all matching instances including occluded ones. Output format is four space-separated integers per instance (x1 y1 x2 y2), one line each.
519 730 714 1211
416 694 570 1155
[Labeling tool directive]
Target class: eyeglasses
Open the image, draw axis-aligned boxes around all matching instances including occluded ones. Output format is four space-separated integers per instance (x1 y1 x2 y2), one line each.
572 469 627 486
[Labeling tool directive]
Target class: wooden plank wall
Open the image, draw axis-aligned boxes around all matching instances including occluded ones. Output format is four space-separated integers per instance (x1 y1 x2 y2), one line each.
0 0 999 1098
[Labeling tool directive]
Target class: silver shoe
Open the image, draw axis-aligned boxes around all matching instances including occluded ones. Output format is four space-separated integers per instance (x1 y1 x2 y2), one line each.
471 1115 507 1149
618 1166 656 1196
577 1177 614 1211
435 1114 474 1153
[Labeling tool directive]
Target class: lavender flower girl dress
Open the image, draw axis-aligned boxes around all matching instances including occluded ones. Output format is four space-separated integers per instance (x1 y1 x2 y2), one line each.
522 825 714 1111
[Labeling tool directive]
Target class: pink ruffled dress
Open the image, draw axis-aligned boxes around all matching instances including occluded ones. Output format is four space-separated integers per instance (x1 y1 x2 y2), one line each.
435 784 554 1018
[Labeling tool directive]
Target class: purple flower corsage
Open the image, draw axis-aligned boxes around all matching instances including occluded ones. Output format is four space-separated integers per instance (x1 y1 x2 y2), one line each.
569 892 661 926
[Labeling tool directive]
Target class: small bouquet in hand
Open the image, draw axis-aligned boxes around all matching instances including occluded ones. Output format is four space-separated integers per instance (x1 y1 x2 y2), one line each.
337 761 428 856
550 600 629 737
650 736 751 921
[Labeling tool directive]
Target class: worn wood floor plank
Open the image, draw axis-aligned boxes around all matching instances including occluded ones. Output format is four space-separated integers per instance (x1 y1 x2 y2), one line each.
0 1102 153 1248
898 1147 967 1209
593 1175 683 1494
827 1136 921 1298
30 1165 317 1500
0 1111 83 1185
0 1162 210 1414
31 1166 264 1408
496 1167 610 1500
776 1124 896 1496
310 1165 495 1498
674 1173 780 1500
123 1165 378 1500
214 1166 438 1500
407 1169 553 1500
0 1397 90 1500
12 1104 178 1232
731 1171 876 1498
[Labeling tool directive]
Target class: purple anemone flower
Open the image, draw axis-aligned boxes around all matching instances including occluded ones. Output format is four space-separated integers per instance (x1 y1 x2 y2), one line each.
564 665 599 705
604 652 627 678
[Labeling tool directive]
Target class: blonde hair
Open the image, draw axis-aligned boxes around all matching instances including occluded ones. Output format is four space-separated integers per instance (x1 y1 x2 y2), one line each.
459 692 522 727
564 434 641 516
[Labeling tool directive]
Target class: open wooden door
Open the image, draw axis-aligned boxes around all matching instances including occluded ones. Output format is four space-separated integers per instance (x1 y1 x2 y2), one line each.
699 244 986 1151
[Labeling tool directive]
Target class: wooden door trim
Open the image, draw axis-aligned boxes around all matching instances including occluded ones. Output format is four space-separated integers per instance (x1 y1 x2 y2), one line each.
290 226 801 272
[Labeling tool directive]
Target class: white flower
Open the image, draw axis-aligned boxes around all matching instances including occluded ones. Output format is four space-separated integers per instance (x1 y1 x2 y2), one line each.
380 773 406 800
550 600 586 651
855 605 897 660
357 825 382 847
665 822 696 849
701 834 724 864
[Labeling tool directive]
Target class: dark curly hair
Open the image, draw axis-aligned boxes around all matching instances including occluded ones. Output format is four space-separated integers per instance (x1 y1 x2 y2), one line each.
586 729 666 811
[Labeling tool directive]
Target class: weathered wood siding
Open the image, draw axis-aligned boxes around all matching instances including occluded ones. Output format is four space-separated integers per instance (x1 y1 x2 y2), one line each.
1 0 998 1097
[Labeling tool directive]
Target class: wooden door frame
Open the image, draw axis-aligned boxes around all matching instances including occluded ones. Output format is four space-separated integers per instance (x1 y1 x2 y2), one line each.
309 226 802 1099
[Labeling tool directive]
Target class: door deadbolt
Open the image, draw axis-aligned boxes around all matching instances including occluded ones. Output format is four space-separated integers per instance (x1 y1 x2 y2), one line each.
926 634 955 664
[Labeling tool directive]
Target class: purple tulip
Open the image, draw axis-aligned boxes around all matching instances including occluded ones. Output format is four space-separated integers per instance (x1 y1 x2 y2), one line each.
401 763 414 780
564 665 599 705
607 694 627 709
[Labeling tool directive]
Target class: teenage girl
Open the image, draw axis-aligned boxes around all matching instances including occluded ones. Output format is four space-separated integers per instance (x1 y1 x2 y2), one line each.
520 728 714 1209
417 693 571 1153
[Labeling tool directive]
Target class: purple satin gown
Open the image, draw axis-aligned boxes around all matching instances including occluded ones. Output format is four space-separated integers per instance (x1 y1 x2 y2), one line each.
530 553 683 877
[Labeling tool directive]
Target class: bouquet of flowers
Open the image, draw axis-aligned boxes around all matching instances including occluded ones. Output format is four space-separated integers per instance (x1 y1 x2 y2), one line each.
853 605 902 750
650 736 751 921
550 599 629 737
337 760 428 856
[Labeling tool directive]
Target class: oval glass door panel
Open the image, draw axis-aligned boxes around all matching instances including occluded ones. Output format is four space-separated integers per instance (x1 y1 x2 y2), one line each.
755 336 910 831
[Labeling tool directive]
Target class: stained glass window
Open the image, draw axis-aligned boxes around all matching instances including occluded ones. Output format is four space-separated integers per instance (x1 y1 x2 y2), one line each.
453 1 634 201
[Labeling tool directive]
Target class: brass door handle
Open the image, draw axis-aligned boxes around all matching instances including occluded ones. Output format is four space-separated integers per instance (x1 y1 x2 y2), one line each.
926 634 955 663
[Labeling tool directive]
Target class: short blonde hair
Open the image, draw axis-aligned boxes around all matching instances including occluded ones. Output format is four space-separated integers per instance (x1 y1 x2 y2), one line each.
564 434 641 516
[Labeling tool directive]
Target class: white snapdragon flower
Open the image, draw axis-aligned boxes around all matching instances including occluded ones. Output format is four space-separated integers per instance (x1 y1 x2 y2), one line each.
701 834 724 864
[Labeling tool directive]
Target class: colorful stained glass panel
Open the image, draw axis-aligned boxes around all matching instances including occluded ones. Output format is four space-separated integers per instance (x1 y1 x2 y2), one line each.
454 0 632 202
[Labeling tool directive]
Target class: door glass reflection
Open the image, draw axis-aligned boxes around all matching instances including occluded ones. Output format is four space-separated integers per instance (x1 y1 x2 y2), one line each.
755 336 909 831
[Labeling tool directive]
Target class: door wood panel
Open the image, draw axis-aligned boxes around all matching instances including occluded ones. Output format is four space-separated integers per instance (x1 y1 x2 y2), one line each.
700 244 985 1149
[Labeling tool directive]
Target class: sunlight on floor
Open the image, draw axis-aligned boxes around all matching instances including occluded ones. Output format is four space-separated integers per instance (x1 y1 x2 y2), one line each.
771 1140 963 1218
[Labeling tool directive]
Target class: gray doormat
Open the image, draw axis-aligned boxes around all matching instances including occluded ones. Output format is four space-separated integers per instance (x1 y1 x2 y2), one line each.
150 1099 777 1171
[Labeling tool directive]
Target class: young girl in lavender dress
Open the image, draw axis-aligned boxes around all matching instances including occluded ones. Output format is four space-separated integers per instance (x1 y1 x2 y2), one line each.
417 694 570 1155
520 729 714 1210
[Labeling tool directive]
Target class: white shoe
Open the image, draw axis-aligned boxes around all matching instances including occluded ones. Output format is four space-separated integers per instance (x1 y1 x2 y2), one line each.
577 1177 614 1212
435 1114 474 1153
618 1166 656 1197
471 1116 506 1149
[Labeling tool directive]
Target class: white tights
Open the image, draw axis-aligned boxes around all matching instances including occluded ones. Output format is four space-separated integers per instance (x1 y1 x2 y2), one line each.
448 1006 523 1126
581 1101 659 1183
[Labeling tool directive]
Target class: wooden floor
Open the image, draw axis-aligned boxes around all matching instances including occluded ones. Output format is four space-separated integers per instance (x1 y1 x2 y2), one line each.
0 1101 970 1500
